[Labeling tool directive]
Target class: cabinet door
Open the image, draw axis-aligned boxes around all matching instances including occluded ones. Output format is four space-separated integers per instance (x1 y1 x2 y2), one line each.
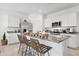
7 33 19 44
68 35 78 48
8 15 19 27
61 13 77 26
44 16 52 27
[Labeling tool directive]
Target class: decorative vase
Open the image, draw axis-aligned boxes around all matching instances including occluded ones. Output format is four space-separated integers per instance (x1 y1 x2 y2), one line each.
1 32 8 45
1 39 8 45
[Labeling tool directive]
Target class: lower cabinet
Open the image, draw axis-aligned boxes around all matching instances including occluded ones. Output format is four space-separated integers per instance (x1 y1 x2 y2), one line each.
6 33 19 44
67 34 79 48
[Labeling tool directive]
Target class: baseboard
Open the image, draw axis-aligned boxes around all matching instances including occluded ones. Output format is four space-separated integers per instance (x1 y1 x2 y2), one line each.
8 42 20 45
67 46 79 50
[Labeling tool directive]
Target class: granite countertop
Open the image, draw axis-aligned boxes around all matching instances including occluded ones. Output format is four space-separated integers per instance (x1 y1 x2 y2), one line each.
7 31 20 33
45 34 70 43
25 33 71 43
23 31 75 43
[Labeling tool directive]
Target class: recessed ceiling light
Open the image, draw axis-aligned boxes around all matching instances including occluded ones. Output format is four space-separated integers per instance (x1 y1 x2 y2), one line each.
39 9 43 13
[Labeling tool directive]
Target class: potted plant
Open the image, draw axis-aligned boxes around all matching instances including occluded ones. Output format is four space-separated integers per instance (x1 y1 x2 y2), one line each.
1 32 8 45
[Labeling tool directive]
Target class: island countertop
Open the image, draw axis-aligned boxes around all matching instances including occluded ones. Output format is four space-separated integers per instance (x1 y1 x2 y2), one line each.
24 32 71 43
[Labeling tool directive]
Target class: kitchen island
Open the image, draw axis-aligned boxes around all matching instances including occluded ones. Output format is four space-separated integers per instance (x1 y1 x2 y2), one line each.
30 36 68 56
24 32 70 56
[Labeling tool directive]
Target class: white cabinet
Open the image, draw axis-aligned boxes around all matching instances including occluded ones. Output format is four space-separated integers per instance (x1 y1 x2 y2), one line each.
29 14 43 32
45 12 77 27
44 16 52 27
8 15 20 27
60 13 77 26
68 35 77 48
67 34 79 48
6 33 19 44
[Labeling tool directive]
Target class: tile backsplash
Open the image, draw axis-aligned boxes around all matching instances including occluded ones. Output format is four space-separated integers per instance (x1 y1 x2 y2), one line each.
45 26 78 34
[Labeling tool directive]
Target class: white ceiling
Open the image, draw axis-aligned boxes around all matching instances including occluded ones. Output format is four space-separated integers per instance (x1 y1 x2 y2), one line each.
0 3 79 15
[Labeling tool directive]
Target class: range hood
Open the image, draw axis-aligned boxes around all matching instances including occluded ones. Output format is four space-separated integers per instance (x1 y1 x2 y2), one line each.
20 20 33 32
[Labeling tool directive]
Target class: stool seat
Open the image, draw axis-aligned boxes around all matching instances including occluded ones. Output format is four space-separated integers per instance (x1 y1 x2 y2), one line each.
30 39 52 56
35 44 52 55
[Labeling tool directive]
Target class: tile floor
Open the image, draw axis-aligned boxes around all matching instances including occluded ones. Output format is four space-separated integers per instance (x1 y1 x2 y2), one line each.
0 43 20 56
0 43 34 56
0 43 79 56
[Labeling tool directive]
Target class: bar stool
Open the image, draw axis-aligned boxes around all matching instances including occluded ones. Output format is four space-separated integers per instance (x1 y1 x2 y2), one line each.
39 34 49 39
37 44 52 56
17 35 27 55
24 40 33 56
30 39 52 56
38 33 42 38
17 35 30 55
30 39 40 56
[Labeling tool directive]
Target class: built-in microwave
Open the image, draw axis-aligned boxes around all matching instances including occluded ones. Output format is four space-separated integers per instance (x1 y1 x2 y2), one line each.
52 21 61 27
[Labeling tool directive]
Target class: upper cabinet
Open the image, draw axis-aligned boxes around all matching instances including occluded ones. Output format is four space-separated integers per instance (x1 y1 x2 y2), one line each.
60 13 77 26
28 14 43 32
45 12 77 27
44 16 52 27
8 15 20 27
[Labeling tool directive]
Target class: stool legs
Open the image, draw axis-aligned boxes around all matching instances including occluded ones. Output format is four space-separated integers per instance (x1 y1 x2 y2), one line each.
48 51 50 56
18 44 27 56
21 46 24 56
25 46 28 56
18 44 21 53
